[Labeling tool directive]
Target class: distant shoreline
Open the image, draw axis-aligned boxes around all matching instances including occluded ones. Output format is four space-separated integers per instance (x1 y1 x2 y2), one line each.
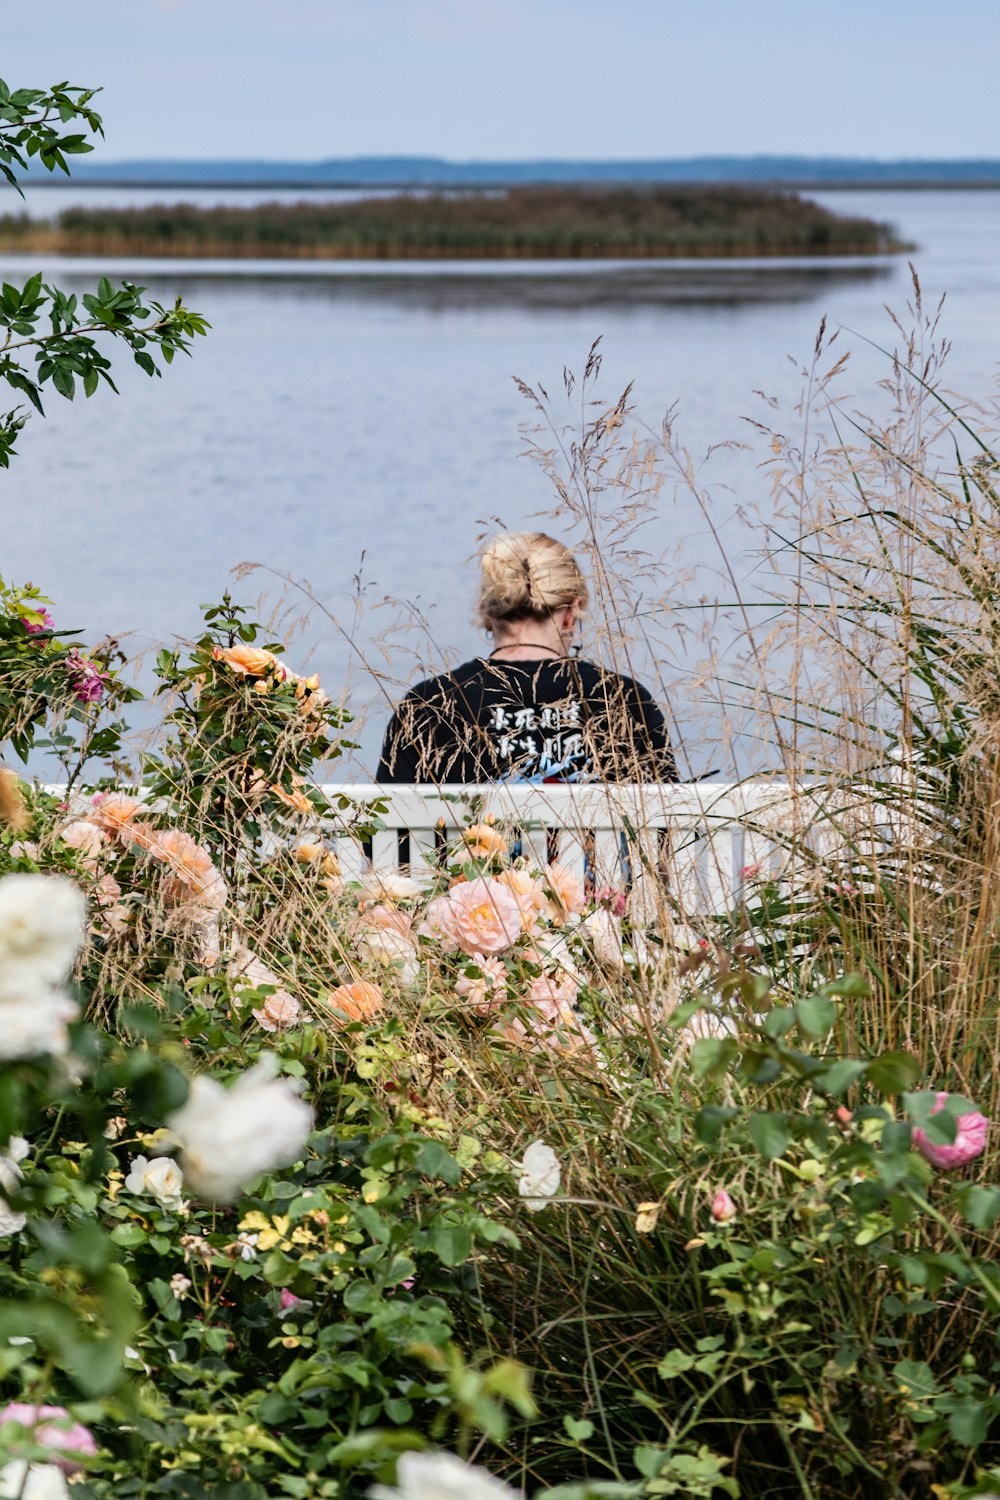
15 177 1000 193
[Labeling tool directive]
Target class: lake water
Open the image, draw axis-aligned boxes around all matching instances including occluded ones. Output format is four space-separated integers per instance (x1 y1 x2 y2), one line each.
2 188 999 777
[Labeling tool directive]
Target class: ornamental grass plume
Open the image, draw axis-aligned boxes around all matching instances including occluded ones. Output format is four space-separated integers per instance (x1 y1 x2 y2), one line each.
166 1056 312 1203
912 1093 990 1169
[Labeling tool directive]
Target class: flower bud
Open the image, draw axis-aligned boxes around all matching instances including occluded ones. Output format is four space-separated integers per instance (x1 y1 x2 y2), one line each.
710 1189 737 1224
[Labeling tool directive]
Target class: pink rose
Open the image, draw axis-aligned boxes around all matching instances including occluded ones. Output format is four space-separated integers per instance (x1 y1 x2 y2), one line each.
446 877 522 956
65 650 109 705
0 1403 97 1473
279 1287 301 1310
20 608 54 636
710 1189 737 1224
912 1092 989 1170
455 953 507 1015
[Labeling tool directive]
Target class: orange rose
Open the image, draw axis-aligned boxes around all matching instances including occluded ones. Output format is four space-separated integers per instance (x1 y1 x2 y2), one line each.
147 827 227 913
87 792 145 839
213 644 284 678
325 981 385 1026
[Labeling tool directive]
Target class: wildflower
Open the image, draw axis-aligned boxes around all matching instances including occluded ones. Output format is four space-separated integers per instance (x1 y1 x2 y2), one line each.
169 1273 192 1299
517 1140 561 1211
0 1404 97 1473
446 876 522 956
64 651 108 705
325 980 385 1026
912 1092 989 1169
710 1189 738 1224
369 1449 523 1500
0 1139 29 1236
0 1463 69 1500
166 1056 313 1203
124 1154 185 1213
455 954 507 1015
462 822 507 860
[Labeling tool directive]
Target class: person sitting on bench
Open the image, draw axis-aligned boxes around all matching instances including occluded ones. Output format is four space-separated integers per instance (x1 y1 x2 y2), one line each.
376 531 677 786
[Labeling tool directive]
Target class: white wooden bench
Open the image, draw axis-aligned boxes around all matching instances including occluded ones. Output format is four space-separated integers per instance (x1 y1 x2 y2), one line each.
319 781 832 916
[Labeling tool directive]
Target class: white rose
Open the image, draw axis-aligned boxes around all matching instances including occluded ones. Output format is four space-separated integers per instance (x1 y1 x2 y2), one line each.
580 908 624 971
359 869 424 903
0 1137 29 1236
356 928 420 986
124 1154 185 1212
167 1056 313 1203
517 1140 561 1212
0 875 85 985
0 1464 69 1500
369 1450 523 1500
0 982 78 1060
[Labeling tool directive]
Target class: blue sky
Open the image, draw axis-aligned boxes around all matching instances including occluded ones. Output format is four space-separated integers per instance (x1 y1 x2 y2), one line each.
7 0 998 161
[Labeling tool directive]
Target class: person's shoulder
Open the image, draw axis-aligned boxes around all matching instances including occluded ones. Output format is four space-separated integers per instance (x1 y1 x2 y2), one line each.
572 659 656 702
398 659 486 704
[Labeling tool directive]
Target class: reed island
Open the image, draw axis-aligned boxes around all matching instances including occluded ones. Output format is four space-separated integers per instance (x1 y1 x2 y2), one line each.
1 184 904 259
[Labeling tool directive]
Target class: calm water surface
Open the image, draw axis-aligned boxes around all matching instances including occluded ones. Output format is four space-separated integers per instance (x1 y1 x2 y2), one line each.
3 189 999 775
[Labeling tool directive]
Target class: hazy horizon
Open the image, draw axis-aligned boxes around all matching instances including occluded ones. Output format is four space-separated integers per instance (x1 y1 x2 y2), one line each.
5 0 999 163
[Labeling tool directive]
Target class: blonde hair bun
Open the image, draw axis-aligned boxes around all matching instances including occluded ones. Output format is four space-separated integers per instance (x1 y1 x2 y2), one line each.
477 532 588 629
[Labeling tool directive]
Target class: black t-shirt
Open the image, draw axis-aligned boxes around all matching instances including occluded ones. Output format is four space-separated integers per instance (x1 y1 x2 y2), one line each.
376 656 677 784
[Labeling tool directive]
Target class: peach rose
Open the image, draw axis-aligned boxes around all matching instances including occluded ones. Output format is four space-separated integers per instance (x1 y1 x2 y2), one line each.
213 643 285 678
357 903 413 939
87 792 145 839
93 872 129 935
543 863 586 925
455 953 507 1015
462 822 507 860
295 842 341 878
148 828 227 913
418 894 461 952
530 969 579 1007
59 818 108 871
493 996 600 1064
253 990 303 1032
446 876 522 956
496 868 549 932
325 980 385 1026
